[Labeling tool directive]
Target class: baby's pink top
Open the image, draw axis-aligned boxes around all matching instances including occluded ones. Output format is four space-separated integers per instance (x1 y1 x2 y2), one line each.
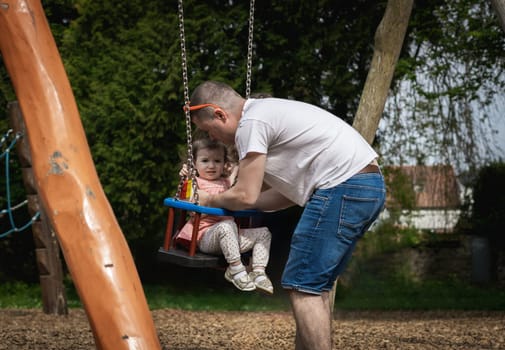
176 177 233 245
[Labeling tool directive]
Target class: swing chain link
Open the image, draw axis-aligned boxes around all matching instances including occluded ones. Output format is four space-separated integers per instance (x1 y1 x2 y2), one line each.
176 0 199 203
175 0 255 203
245 0 255 99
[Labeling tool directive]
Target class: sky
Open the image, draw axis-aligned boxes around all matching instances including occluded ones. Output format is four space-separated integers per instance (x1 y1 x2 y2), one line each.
378 73 505 170
487 97 505 160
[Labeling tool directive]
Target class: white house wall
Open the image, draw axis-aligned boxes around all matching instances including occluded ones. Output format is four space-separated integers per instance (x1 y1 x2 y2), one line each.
398 209 461 232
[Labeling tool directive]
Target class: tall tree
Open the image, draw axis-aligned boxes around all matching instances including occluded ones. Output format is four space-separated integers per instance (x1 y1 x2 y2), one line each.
491 0 505 33
353 0 414 143
379 0 505 172
328 0 413 313
60 1 187 245
254 0 385 122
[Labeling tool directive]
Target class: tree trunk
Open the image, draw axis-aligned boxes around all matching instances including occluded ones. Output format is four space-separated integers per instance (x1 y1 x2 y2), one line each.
330 0 413 314
352 0 414 144
0 1 160 349
491 0 505 33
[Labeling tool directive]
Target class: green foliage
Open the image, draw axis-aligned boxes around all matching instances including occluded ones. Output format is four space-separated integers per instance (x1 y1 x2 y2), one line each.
471 162 505 238
459 162 505 241
42 0 78 42
383 0 505 170
145 283 289 311
2 277 504 311
60 0 186 242
382 167 416 214
0 282 42 308
254 0 385 121
335 273 505 310
337 221 505 310
358 220 423 258
0 62 14 133
454 162 505 282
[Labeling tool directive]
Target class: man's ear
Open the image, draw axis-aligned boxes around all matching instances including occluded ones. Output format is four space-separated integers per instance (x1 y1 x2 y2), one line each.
213 108 227 121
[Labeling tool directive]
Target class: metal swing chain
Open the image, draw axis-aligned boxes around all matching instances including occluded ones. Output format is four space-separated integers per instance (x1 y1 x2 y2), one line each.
175 0 255 201
245 0 255 99
176 0 199 203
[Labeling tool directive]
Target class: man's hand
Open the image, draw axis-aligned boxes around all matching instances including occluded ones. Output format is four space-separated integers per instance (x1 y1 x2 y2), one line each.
196 190 211 207
201 152 266 210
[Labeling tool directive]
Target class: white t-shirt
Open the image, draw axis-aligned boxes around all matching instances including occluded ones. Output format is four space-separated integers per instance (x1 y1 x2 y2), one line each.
235 98 378 206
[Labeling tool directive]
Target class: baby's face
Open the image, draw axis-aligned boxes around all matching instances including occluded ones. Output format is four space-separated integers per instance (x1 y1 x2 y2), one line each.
195 148 225 181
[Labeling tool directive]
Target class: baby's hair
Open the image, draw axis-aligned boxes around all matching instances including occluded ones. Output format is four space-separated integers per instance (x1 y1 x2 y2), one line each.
226 145 239 164
192 138 228 163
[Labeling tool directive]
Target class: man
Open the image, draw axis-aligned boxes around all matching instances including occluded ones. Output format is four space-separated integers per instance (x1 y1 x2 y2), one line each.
187 81 385 350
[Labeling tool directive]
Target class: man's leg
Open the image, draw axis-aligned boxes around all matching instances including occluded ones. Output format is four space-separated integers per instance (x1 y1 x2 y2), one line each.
290 290 332 350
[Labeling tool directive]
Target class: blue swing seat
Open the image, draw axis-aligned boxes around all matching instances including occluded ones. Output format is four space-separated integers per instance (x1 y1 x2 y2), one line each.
163 197 259 217
157 197 261 268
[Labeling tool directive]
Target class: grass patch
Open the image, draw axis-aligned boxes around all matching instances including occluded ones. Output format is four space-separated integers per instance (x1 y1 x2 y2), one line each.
335 273 505 310
0 280 290 311
334 222 505 310
1 278 504 311
1 225 503 312
145 284 290 311
0 281 42 308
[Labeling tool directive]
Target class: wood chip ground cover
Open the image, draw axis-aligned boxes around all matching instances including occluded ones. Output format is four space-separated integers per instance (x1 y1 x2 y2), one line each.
1 309 504 349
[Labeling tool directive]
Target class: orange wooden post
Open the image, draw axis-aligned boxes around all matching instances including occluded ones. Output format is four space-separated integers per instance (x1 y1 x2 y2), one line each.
0 1 161 349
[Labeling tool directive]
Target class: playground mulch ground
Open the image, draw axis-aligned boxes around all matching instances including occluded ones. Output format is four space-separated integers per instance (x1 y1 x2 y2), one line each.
1 308 504 349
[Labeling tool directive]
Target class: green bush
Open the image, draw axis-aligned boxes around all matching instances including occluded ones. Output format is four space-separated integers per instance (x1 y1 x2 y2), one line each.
335 273 505 310
458 162 505 281
358 219 424 258
468 162 505 239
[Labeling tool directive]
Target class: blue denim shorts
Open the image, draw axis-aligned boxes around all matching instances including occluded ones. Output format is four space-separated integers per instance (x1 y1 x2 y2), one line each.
281 172 386 295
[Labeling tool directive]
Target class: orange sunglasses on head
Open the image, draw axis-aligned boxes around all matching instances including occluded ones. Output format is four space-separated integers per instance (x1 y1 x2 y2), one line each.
182 103 222 112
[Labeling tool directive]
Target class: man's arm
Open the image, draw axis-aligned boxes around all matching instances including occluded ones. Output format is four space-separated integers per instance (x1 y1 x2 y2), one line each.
199 152 266 210
255 188 296 212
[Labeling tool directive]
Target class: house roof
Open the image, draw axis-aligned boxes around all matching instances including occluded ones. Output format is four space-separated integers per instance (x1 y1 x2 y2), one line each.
384 165 461 209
